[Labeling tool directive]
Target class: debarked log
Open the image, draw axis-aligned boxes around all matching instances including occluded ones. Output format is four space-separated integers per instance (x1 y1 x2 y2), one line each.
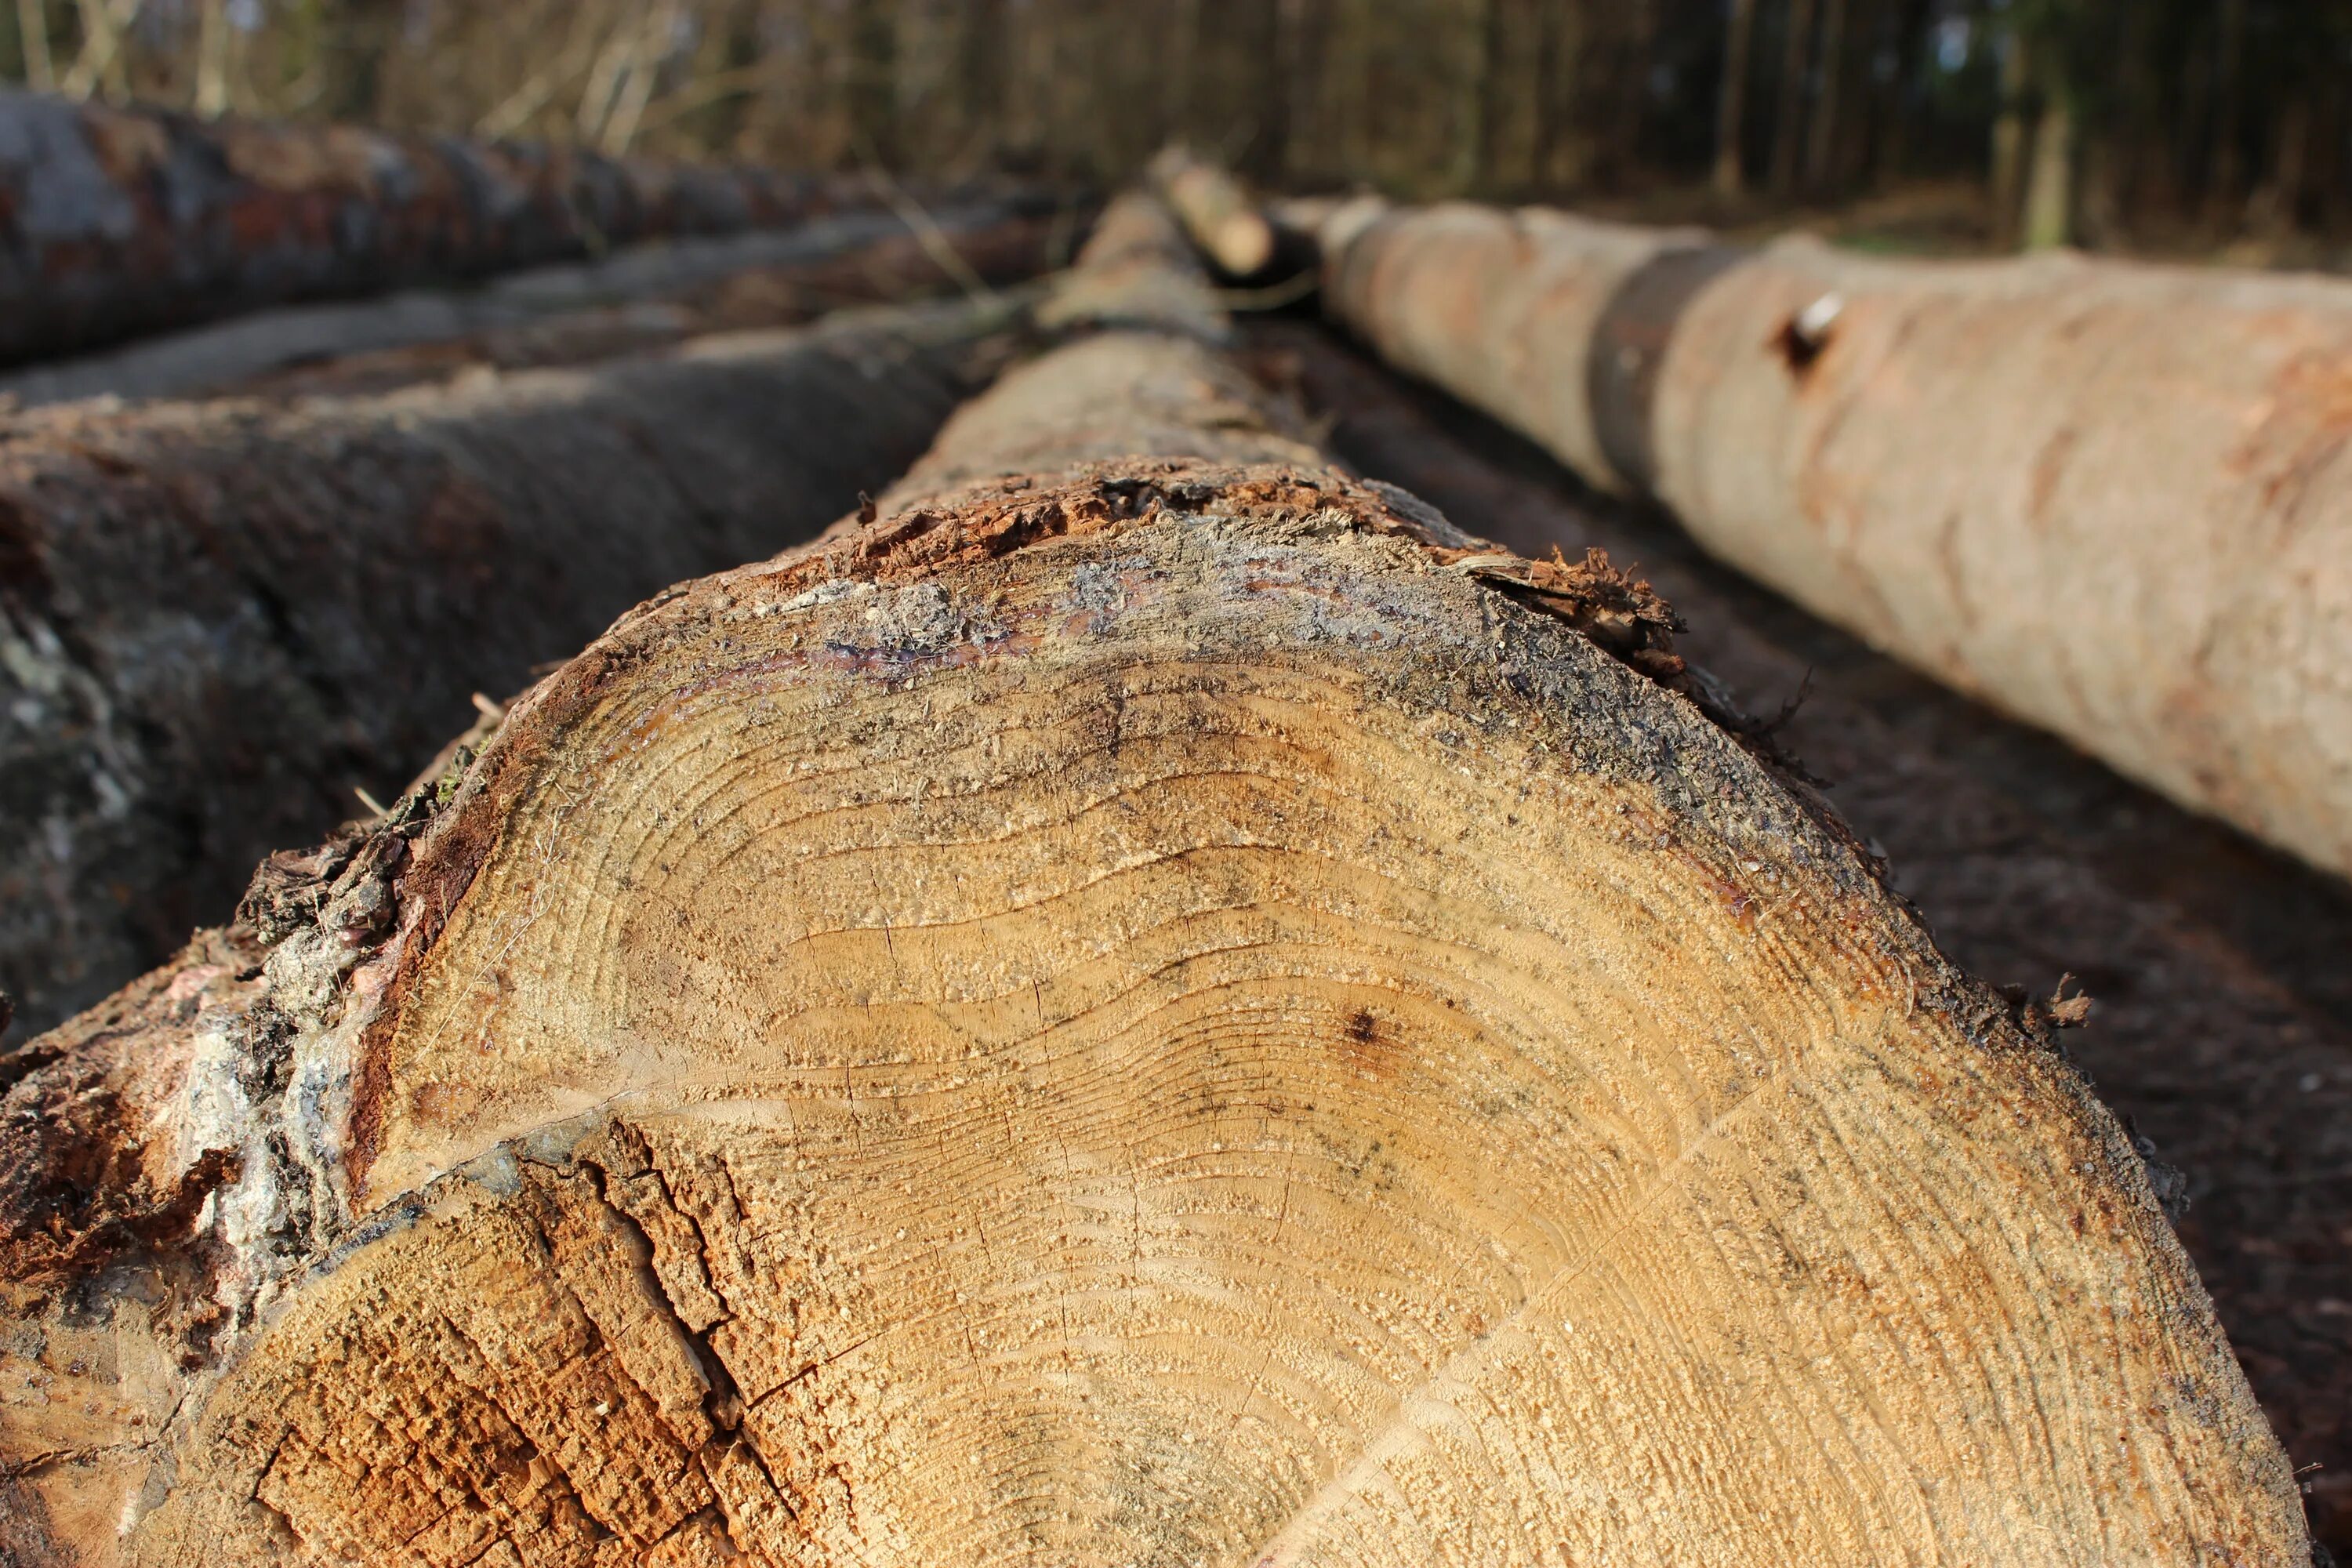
1299 196 2352 884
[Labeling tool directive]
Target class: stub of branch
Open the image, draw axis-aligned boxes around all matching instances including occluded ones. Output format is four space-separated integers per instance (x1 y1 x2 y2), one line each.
0 192 2310 1566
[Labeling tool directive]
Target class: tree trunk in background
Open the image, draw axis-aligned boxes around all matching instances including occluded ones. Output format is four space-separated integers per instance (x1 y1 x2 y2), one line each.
1530 0 1583 190
846 0 897 166
957 0 1007 165
2206 0 2247 227
2022 85 2074 249
13 0 54 90
1713 0 1756 197
1769 0 1817 195
319 0 400 122
1303 193 2352 885
1989 22 2031 247
1465 0 1509 191
1872 0 1929 187
1282 0 1334 184
1192 0 1285 180
2248 93 2309 238
1801 0 1845 193
1608 0 1657 191
0 191 2309 1568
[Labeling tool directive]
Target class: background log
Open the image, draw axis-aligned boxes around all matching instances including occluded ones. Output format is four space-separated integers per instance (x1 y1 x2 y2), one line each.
1254 318 2352 1545
0 192 2307 1566
0 198 1074 405
0 88 929 367
0 293 1022 1037
1147 143 1279 278
1301 197 2352 884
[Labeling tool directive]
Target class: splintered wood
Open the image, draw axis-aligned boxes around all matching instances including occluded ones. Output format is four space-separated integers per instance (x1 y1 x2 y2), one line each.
0 197 2310 1565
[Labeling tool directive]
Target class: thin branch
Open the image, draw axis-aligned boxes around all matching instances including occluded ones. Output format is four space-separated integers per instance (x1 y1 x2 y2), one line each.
628 56 785 140
597 0 683 155
60 0 143 102
851 128 997 304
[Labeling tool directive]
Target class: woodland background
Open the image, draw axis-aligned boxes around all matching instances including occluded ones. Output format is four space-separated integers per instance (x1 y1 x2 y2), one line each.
2 0 2350 264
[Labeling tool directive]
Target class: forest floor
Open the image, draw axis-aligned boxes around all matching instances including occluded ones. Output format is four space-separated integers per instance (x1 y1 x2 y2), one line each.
1250 318 2352 1555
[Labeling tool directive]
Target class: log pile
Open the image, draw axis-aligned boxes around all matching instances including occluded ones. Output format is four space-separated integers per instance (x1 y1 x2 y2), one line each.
0 200 1071 406
0 89 942 366
1287 197 2352 884
0 294 1022 1034
0 191 2314 1565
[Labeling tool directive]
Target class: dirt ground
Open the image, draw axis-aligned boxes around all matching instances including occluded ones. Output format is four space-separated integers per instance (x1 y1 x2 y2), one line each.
1254 319 2352 1556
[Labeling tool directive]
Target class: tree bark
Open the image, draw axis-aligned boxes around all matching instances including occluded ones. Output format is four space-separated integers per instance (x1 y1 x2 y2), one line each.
0 292 1021 1038
1713 0 1756 198
0 89 853 367
0 192 2309 1567
0 198 1062 407
1302 195 2352 884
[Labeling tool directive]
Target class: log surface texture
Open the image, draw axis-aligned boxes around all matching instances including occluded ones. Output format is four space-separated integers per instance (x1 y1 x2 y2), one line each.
0 296 1017 1034
1304 199 2352 883
0 196 2310 1565
0 89 870 366
1259 317 2352 1552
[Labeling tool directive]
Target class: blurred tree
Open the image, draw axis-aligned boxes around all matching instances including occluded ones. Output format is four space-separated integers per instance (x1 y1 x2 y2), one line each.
1713 0 1755 195
1 0 2347 262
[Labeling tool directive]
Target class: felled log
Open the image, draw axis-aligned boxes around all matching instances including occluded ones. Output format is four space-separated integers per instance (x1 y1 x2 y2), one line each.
0 89 897 368
0 193 2309 1566
1298 197 2352 883
1255 317 2352 1548
1147 143 1278 278
0 200 1069 406
0 295 1020 1036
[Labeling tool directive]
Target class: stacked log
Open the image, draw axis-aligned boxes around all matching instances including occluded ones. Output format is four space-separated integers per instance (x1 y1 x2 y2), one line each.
0 193 2309 1565
0 295 1022 1035
0 199 1072 406
1290 198 2352 884
0 89 918 366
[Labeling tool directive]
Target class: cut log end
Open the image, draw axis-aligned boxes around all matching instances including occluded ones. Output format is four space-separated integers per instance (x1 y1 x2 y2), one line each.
5 460 2296 1565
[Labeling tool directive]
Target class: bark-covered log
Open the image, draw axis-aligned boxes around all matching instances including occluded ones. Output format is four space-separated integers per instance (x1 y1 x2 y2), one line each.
1298 197 2352 883
0 89 899 367
0 194 2308 1566
0 200 1070 406
0 296 1022 1037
